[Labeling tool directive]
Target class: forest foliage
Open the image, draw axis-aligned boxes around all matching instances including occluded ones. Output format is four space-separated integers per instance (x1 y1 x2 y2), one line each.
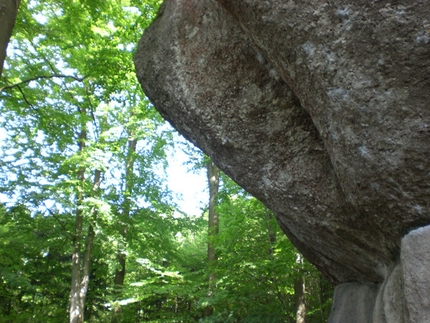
0 1 333 322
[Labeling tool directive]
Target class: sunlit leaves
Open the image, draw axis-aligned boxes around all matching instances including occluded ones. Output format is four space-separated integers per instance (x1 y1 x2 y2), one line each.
0 206 72 320
0 0 174 321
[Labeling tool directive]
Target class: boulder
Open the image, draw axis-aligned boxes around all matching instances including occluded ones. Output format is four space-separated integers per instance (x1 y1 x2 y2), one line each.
134 0 430 321
401 225 430 323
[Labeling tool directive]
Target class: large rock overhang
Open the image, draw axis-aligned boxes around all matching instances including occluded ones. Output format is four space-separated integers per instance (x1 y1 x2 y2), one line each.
134 0 430 285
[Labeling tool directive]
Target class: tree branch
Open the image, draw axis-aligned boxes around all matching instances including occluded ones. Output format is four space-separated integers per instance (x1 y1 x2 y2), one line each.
0 74 86 91
16 84 34 108
44 205 75 241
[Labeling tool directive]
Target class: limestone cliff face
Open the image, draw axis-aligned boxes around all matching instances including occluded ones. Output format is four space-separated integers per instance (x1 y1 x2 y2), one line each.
134 0 430 321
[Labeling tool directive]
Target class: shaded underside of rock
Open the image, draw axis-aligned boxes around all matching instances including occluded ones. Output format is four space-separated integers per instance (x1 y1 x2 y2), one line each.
134 0 430 285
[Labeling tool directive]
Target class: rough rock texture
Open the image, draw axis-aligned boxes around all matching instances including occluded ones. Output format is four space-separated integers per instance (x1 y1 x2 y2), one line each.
330 226 430 323
134 0 430 321
0 0 21 77
328 282 379 323
372 262 406 323
401 225 430 323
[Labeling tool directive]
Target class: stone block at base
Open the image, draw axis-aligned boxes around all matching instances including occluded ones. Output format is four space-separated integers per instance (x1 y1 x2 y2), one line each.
401 225 430 323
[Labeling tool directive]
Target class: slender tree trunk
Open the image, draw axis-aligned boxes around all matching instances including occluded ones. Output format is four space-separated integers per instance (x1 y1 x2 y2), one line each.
203 159 220 318
206 160 220 284
113 253 126 289
112 137 137 322
0 0 20 77
69 119 101 323
294 274 306 323
112 250 126 323
265 211 276 256
70 128 87 323
114 137 137 287
265 211 290 317
79 221 96 313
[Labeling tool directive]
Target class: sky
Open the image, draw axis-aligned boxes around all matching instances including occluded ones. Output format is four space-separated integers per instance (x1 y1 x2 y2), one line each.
0 123 208 216
165 143 207 216
0 12 209 217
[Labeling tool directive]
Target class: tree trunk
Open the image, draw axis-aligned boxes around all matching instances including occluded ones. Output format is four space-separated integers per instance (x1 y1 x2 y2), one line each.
70 128 87 323
111 250 126 323
0 0 20 77
206 160 220 284
69 120 101 323
79 222 95 314
112 137 137 322
265 211 276 256
265 211 290 318
114 138 137 288
294 275 306 323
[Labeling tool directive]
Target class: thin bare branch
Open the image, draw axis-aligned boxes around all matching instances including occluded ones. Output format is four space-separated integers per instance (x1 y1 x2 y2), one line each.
0 74 86 91
44 205 74 241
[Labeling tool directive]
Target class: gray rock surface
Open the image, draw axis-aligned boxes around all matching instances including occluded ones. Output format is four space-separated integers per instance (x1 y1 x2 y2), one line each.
328 282 379 323
401 225 430 323
134 0 430 321
0 0 21 77
373 262 406 323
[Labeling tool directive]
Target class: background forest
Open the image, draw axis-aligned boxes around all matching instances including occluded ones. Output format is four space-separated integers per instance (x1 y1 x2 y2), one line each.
0 1 333 322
